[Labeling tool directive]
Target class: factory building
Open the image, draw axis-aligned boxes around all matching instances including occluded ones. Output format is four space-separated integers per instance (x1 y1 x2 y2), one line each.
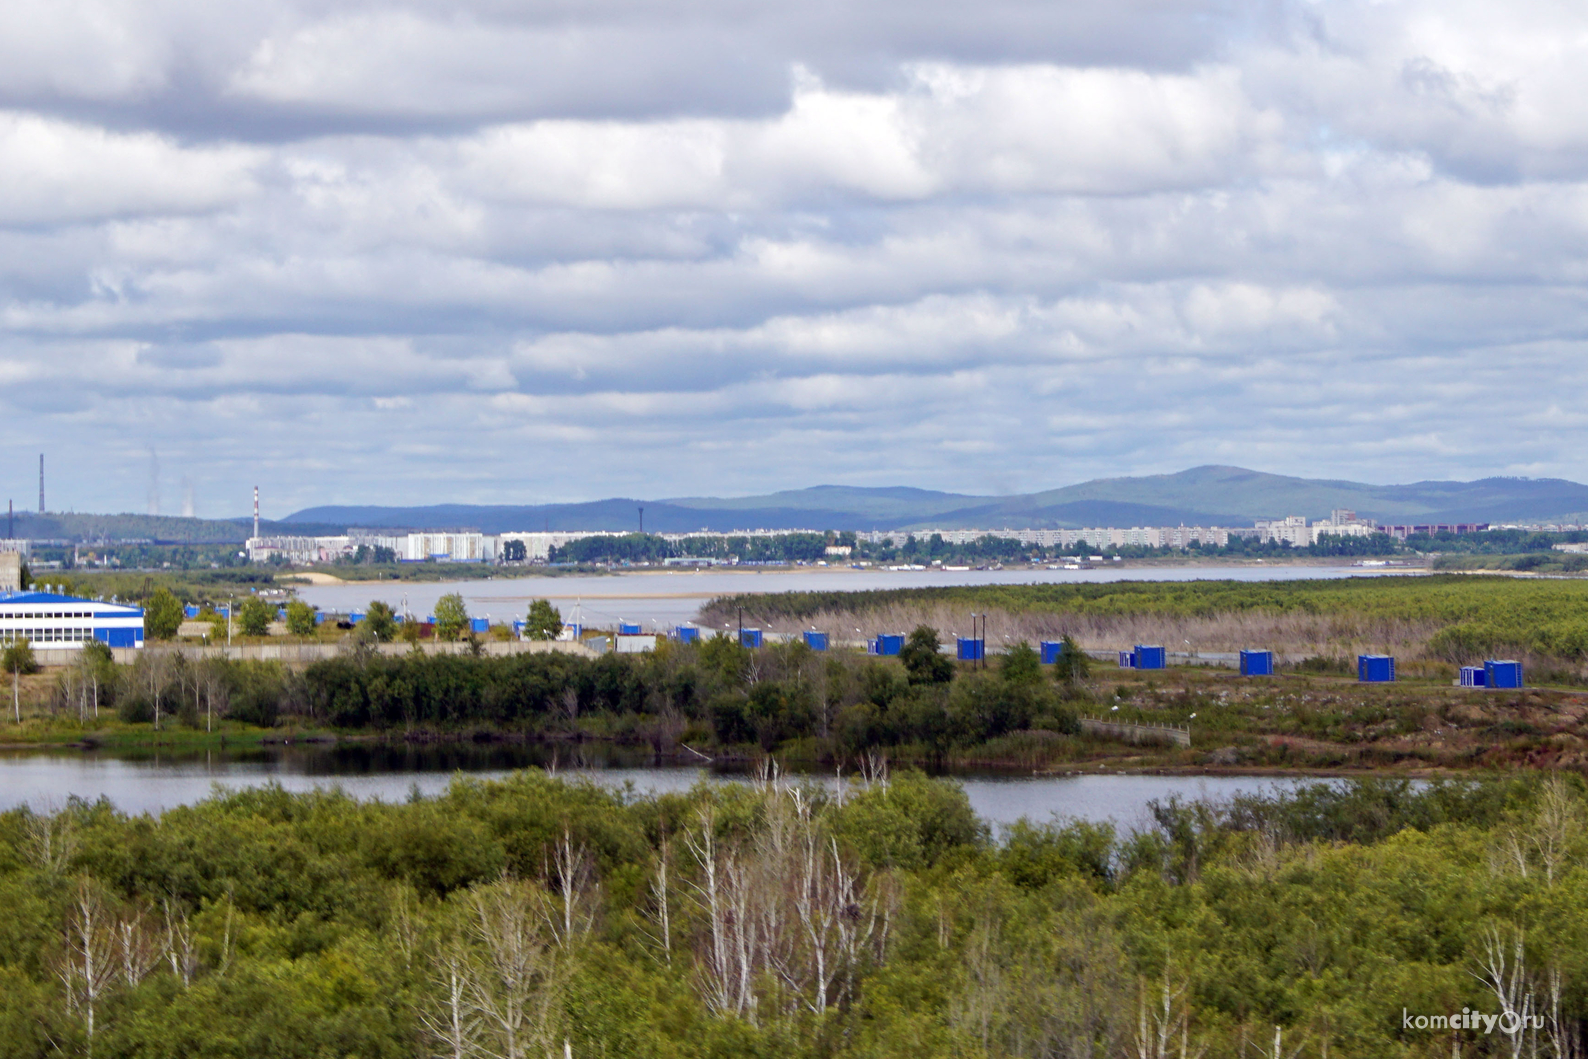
0 591 144 649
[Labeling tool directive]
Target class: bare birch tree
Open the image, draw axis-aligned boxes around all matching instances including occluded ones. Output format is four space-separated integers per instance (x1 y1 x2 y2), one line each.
682 788 893 1023
464 880 566 1059
22 803 76 874
540 831 598 949
161 897 199 987
57 880 117 1058
1476 925 1538 1059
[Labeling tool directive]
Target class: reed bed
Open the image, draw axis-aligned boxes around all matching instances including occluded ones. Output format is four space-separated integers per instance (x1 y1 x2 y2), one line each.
700 575 1588 673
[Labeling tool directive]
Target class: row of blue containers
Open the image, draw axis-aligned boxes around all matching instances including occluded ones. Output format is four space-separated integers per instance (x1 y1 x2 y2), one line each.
182 604 231 619
666 626 830 651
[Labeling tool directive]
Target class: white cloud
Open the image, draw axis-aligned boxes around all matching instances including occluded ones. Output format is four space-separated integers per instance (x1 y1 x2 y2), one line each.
6 0 1588 513
0 113 259 225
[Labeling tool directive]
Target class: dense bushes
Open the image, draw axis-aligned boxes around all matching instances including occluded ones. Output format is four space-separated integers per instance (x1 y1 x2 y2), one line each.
292 640 1078 756
4 771 1588 1057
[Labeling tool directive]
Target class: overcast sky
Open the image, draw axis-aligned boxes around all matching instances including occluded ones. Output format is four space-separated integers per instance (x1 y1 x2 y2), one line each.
3 0 1586 516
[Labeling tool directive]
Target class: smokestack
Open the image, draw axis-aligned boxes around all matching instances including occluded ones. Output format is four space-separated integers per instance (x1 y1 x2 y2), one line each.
38 454 43 515
7 499 11 540
253 485 259 539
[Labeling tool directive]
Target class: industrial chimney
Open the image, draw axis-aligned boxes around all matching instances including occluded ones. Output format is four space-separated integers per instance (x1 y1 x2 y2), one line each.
253 485 259 539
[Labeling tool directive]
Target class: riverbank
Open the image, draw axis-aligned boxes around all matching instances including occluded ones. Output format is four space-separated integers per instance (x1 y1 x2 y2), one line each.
6 660 1585 776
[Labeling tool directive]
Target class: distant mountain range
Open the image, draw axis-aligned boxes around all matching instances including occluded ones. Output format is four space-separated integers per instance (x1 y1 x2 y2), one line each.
280 466 1588 534
14 467 1586 543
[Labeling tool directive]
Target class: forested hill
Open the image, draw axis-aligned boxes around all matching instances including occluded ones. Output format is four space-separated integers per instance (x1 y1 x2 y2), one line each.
2 512 343 543
284 466 1588 532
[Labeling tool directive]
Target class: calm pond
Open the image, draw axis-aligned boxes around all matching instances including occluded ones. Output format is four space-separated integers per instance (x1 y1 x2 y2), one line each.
0 744 1333 830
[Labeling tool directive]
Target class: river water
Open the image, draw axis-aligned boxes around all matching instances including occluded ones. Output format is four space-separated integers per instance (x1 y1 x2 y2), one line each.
296 563 1415 629
41 564 1380 828
0 745 1331 831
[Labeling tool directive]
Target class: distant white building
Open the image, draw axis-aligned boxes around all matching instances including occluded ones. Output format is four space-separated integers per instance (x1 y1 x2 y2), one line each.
247 535 352 563
1255 516 1312 547
246 531 405 564
402 532 497 563
498 531 622 562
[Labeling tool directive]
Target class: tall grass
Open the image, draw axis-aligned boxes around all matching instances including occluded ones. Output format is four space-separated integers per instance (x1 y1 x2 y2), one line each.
701 575 1588 670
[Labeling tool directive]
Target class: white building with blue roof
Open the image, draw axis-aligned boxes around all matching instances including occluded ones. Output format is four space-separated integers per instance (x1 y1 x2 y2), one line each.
0 591 144 650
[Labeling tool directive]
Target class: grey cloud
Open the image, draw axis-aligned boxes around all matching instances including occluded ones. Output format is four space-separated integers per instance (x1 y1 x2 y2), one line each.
4 0 1588 514
0 0 1236 137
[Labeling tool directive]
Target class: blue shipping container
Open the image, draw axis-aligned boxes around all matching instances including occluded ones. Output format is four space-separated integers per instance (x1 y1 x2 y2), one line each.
675 626 701 643
619 622 642 635
1460 665 1487 687
1040 640 1065 664
470 618 489 634
1134 645 1166 670
1358 655 1396 682
870 634 903 657
739 628 763 648
183 605 200 619
802 630 828 651
350 612 365 624
957 638 984 661
1239 650 1274 676
1485 659 1523 689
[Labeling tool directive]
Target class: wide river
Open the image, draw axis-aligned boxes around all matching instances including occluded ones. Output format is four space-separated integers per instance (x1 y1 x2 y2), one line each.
0 745 1337 831
296 562 1415 629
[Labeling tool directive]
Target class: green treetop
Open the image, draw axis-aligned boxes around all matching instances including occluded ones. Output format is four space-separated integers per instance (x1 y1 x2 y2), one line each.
524 599 563 641
434 593 468 640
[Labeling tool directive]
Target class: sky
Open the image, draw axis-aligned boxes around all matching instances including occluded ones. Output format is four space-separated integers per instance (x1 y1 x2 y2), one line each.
3 0 1588 517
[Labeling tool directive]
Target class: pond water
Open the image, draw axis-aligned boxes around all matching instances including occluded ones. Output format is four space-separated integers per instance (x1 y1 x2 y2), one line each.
296 564 1416 629
0 744 1334 831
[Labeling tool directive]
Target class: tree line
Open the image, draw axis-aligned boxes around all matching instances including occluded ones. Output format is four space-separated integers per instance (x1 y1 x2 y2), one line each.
17 627 1086 757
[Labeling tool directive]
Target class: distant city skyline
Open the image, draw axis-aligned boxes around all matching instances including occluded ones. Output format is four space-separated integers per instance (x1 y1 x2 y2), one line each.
3 0 1587 515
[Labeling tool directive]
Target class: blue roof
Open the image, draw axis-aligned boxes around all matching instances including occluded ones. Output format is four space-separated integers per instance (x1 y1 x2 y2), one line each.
0 591 139 611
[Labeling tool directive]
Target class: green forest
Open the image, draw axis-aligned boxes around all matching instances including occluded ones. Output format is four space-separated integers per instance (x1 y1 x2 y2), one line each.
1 770 1586 1057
